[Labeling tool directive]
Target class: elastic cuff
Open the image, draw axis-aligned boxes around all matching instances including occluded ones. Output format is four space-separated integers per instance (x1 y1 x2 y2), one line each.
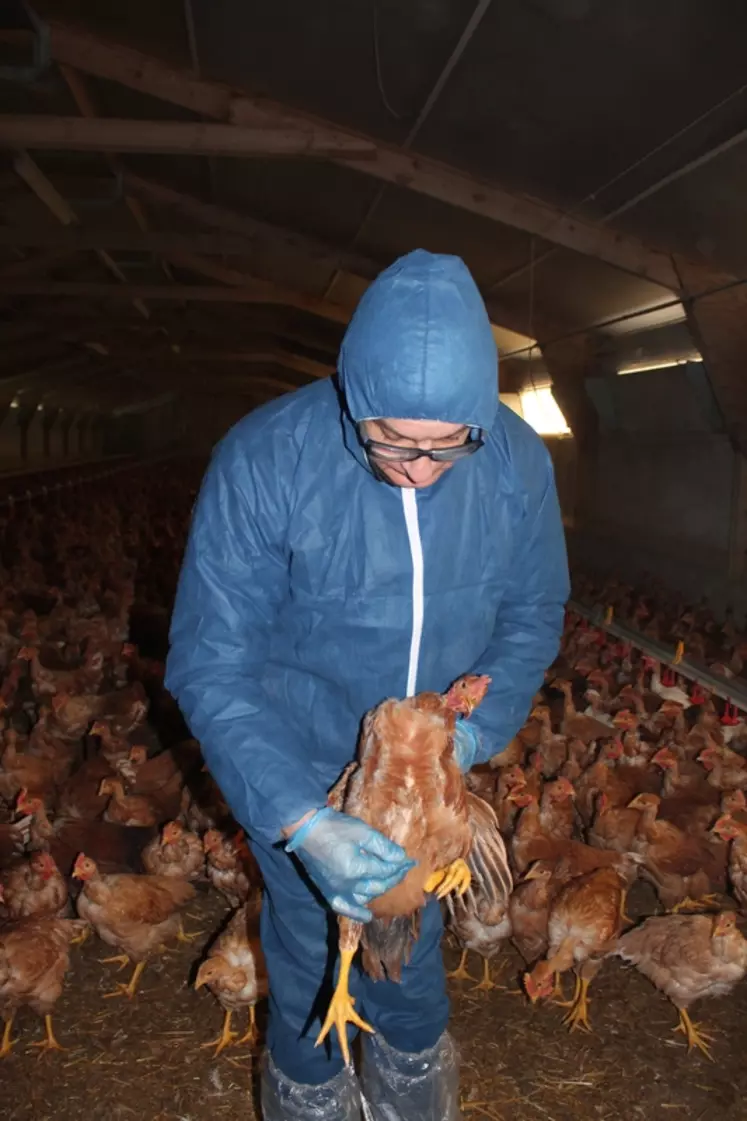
284 806 328 853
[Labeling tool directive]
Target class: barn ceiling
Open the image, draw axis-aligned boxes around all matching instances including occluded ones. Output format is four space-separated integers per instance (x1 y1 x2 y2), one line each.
0 0 745 423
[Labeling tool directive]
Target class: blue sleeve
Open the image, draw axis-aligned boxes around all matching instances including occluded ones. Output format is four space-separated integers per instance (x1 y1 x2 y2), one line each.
469 450 569 762
164 427 328 844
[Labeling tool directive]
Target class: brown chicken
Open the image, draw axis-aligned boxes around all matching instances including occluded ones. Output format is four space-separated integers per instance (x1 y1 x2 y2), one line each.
711 814 747 910
203 829 258 905
444 793 513 989
142 820 204 880
194 891 268 1056
317 674 490 1064
0 915 88 1055
614 911 747 1057
72 853 197 998
99 778 158 827
1 850 67 920
510 778 576 873
628 793 723 911
524 865 629 1032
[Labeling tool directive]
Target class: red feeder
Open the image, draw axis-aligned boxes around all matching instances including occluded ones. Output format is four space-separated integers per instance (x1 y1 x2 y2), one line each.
721 702 741 726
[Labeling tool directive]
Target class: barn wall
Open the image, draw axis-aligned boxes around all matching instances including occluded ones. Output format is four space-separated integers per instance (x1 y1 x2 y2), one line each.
563 363 747 614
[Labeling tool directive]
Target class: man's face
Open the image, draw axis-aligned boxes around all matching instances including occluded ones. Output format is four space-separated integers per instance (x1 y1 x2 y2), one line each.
362 418 470 489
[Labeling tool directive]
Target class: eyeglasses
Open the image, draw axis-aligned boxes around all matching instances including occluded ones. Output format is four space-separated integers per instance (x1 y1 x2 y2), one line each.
362 430 484 464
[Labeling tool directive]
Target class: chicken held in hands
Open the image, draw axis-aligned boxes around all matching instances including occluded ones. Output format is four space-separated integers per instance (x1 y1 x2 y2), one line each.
613 911 747 1058
194 891 268 1056
300 674 489 1065
72 853 197 998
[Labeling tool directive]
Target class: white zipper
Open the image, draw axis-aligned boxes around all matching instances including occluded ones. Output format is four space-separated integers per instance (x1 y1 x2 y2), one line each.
401 487 424 697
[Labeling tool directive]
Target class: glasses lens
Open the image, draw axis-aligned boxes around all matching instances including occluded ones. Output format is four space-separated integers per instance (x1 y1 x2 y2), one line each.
364 434 483 463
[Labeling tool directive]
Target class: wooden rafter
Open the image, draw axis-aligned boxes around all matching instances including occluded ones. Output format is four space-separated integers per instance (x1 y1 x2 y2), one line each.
0 116 378 158
39 18 684 290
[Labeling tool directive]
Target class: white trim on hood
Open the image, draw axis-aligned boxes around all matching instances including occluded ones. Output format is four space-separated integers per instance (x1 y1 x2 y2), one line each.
401 487 424 697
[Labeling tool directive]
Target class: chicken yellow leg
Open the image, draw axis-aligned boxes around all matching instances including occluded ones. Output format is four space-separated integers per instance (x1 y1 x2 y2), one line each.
0 1016 16 1058
424 858 471 899
237 1004 258 1047
671 895 720 914
471 957 504 993
674 1008 715 1060
562 975 592 1033
29 1014 65 1053
103 960 146 999
316 947 374 1065
201 1009 238 1056
447 949 476 982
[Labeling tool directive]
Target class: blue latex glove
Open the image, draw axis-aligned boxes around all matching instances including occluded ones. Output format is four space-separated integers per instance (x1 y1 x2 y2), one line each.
285 807 415 922
453 720 481 772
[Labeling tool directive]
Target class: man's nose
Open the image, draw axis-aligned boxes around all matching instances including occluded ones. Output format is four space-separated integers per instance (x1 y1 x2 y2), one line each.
404 456 439 484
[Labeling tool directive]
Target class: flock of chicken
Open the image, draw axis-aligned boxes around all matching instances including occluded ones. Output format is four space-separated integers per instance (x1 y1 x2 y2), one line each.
453 594 747 1059
1 458 747 1071
0 463 267 1060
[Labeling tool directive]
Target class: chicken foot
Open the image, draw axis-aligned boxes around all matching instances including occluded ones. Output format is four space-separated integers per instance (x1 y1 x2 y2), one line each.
237 1004 258 1046
561 975 593 1033
674 1007 715 1060
103 960 147 999
671 895 720 914
176 919 203 944
0 1016 17 1058
424 858 471 899
472 957 505 993
29 1014 65 1053
316 918 373 1066
447 949 477 982
201 1009 238 1057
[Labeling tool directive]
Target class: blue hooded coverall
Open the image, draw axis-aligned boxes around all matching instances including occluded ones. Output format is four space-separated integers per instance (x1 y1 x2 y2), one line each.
165 250 569 1093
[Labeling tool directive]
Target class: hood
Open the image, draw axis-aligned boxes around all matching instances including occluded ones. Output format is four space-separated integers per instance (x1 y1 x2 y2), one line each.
338 249 499 429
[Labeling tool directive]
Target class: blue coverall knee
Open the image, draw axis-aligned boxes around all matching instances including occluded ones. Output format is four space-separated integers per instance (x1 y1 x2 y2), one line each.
251 835 450 1086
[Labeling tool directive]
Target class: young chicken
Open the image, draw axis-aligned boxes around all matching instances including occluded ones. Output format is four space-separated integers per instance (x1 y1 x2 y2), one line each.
194 892 268 1056
444 793 513 990
72 853 197 998
99 778 158 828
1 850 67 921
317 675 489 1064
523 865 629 1032
0 914 88 1055
203 829 258 906
710 814 747 909
142 820 204 880
613 911 747 1057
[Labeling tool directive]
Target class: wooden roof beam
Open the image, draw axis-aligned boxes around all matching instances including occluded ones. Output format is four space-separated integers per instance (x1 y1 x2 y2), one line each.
41 18 682 290
12 151 149 321
0 116 378 159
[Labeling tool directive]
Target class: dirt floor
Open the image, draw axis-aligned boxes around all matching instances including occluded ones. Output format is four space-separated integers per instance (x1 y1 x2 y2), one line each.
1 889 745 1121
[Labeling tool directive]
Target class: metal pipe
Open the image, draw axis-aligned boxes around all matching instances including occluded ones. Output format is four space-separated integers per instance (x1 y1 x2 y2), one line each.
568 599 747 710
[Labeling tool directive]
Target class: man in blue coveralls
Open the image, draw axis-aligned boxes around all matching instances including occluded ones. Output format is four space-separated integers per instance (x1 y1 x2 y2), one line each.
165 249 569 1120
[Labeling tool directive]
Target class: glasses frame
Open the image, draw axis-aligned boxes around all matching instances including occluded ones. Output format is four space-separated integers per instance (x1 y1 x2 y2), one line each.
361 428 485 465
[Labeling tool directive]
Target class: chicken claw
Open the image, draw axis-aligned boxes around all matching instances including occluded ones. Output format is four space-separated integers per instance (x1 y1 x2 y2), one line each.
316 948 374 1066
103 961 146 999
100 953 131 971
29 1015 65 1054
471 958 504 993
237 1005 259 1047
561 976 592 1033
200 1009 238 1057
176 920 203 944
674 1008 715 1060
425 858 471 900
447 949 477 983
671 895 720 914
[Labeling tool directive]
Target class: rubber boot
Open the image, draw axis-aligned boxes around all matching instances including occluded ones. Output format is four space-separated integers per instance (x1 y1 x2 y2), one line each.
359 1031 461 1121
260 1051 362 1121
